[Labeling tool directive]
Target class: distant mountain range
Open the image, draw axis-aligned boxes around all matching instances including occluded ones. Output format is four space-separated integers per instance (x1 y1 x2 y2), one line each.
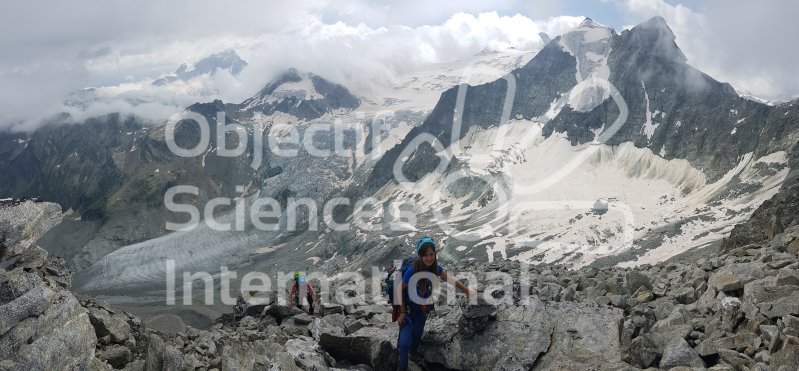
0 17 796 304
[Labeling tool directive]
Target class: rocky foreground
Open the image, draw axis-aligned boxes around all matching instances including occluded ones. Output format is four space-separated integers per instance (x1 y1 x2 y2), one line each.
2 199 799 370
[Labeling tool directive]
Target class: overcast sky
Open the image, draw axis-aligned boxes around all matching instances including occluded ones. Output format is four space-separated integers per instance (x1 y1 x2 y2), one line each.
1 0 797 132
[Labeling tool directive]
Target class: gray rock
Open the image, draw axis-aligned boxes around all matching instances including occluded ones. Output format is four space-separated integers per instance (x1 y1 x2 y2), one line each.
635 290 654 303
292 313 315 325
144 333 165 371
673 286 697 304
344 318 369 334
608 294 627 308
122 359 145 371
784 314 799 328
758 326 781 358
760 292 799 318
770 342 799 370
716 331 760 352
625 334 660 368
625 271 653 295
89 307 132 344
319 326 396 371
219 339 272 370
161 345 186 371
720 297 743 333
776 269 799 286
285 338 330 370
0 201 62 258
424 297 624 370
753 349 770 363
708 263 765 292
742 277 799 320
9 246 48 270
0 268 39 305
88 357 110 371
98 345 132 369
0 290 97 370
263 304 303 323
659 337 704 369
717 349 754 369
321 302 344 315
310 316 345 342
0 286 51 336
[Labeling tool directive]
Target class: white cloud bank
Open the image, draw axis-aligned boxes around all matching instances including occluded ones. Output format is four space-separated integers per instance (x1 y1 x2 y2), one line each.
1 0 796 132
617 0 799 103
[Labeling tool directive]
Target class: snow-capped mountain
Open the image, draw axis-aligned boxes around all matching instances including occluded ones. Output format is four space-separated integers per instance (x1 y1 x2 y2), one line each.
353 17 797 269
239 68 360 120
152 49 248 86
1 17 797 306
63 50 248 111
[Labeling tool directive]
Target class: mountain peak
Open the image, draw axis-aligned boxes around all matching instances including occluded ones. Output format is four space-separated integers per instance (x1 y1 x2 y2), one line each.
153 49 248 86
239 68 360 120
558 16 615 82
258 68 317 98
578 17 605 29
641 15 669 28
625 16 685 63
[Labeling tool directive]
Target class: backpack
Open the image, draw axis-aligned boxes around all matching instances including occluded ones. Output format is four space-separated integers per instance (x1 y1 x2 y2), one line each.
386 257 416 304
387 257 438 320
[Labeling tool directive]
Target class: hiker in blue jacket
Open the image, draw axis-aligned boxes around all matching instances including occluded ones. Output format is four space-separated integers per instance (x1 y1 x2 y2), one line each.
396 236 476 370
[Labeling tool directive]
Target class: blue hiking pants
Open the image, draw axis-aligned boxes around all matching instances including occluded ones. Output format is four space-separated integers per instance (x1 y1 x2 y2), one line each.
398 307 427 370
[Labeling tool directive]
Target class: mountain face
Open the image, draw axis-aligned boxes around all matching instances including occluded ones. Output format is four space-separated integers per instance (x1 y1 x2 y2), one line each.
346 17 797 269
1 70 363 272
239 68 360 120
152 49 248 86
0 17 797 312
367 17 785 192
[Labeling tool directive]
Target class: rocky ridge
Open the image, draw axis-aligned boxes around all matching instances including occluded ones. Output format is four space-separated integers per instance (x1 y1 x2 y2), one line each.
2 198 799 370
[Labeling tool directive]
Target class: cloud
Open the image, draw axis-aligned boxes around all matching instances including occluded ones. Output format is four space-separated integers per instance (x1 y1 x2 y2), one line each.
617 0 799 102
6 0 795 133
0 5 584 132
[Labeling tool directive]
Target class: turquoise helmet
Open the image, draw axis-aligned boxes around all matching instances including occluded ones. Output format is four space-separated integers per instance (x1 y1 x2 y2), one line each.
416 236 436 255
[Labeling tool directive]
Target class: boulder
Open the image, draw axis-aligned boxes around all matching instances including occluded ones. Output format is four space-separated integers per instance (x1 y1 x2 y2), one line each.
422 297 624 370
770 342 799 370
319 326 397 371
0 200 62 258
285 337 330 370
625 271 653 295
635 290 654 303
0 286 51 335
161 345 186 371
9 246 47 270
321 302 344 315
625 335 660 368
219 339 272 370
98 345 132 369
0 268 39 304
0 289 97 370
708 263 765 292
144 333 166 371
659 337 704 369
717 349 754 369
720 297 743 333
310 316 345 341
263 304 304 323
760 292 799 318
88 307 132 344
776 269 799 286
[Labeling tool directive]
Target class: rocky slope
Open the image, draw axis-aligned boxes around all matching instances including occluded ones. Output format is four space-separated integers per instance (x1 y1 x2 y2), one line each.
3 198 798 370
1 18 792 288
